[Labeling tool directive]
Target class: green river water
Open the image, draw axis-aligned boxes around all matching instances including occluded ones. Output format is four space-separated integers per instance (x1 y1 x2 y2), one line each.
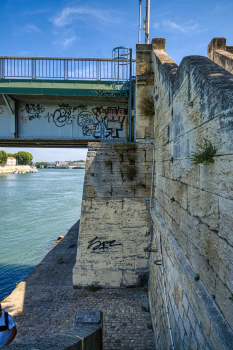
0 168 85 300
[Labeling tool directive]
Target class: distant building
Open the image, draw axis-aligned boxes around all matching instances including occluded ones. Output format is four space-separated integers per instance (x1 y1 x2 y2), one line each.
7 157 16 166
54 161 68 166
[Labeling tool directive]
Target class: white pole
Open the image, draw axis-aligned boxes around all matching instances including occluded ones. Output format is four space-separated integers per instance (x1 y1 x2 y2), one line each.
139 0 142 44
145 0 150 44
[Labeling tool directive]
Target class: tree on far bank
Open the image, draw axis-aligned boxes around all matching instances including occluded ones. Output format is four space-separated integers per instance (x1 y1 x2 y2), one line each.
15 151 33 165
35 162 49 168
0 150 8 164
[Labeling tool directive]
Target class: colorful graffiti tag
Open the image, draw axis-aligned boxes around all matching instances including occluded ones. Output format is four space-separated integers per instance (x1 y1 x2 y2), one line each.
20 115 29 124
19 103 128 139
78 107 128 139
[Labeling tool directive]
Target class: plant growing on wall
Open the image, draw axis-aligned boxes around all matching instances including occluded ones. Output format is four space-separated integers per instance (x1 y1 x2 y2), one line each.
137 179 147 188
190 139 217 165
104 158 113 173
113 142 139 182
139 96 155 117
113 144 124 162
125 165 137 181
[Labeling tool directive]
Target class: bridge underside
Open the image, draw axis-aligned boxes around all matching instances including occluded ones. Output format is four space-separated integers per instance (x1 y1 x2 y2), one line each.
0 79 129 147
0 138 95 148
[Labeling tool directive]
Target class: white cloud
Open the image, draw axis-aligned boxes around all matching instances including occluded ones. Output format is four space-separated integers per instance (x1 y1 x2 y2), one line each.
154 22 160 29
162 19 199 33
214 5 221 11
53 27 78 50
22 24 41 33
63 36 77 48
13 24 42 36
51 6 121 27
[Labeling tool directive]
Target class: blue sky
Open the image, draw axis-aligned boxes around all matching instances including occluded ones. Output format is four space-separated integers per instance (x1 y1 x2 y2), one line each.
1 0 232 162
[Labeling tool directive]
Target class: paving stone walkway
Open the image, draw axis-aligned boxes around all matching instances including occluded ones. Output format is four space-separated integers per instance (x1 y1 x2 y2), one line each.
1 221 155 349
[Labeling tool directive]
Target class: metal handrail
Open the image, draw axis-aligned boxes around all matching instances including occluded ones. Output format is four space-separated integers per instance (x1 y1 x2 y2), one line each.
0 56 136 81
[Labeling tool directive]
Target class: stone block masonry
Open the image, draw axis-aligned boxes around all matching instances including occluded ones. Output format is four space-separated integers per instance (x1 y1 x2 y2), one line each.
73 142 154 288
136 38 233 349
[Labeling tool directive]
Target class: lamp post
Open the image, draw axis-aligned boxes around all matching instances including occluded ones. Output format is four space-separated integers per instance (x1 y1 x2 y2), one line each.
143 0 150 44
138 0 142 44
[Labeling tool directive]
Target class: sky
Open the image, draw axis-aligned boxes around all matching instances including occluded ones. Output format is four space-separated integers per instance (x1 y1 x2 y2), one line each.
0 0 232 162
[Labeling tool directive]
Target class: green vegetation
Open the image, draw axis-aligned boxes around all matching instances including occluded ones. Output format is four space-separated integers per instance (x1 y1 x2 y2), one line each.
190 139 217 165
147 323 153 330
170 197 175 202
125 165 137 181
35 162 50 168
139 96 155 117
229 294 233 302
194 274 200 281
141 305 150 312
104 158 113 173
15 151 33 165
119 167 124 180
0 150 33 165
0 150 8 164
84 284 102 292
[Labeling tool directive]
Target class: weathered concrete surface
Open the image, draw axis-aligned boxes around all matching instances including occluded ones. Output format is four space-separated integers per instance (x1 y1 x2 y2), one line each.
73 142 154 288
136 38 233 349
1 220 155 349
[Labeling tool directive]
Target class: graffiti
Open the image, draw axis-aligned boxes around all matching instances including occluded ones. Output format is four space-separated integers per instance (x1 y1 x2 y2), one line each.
73 104 87 111
77 107 127 139
20 115 29 124
18 102 128 139
78 111 97 137
0 107 4 114
94 107 127 139
87 236 122 251
21 104 45 120
45 104 75 127
96 90 128 98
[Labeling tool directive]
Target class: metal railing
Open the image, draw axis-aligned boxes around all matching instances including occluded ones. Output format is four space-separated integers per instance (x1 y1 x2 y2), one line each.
0 56 136 82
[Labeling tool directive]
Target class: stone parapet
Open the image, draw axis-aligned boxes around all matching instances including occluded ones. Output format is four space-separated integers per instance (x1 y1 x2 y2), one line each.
146 38 233 349
208 37 233 74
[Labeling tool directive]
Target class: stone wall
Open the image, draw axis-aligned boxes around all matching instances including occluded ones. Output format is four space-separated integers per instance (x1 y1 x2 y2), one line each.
208 37 233 74
137 39 233 349
73 142 153 287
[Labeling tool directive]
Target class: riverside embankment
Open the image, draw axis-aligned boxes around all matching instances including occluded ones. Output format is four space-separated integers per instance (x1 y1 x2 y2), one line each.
1 220 155 349
0 165 38 175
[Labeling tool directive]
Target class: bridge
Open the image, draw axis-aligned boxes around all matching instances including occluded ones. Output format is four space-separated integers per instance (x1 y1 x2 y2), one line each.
0 50 136 147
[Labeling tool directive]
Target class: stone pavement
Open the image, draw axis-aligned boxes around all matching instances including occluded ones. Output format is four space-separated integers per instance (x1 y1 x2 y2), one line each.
1 221 155 350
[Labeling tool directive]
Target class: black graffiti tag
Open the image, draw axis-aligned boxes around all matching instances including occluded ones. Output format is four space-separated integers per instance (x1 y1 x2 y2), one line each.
87 236 122 251
21 104 45 120
45 104 74 127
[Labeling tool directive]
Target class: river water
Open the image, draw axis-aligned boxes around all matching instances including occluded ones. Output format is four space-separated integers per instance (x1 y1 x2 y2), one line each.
0 169 85 301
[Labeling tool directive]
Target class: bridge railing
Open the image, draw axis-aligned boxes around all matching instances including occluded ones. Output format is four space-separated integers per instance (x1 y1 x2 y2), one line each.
0 57 136 82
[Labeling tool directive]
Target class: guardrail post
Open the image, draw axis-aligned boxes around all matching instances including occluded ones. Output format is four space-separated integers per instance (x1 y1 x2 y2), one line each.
128 49 132 142
31 59 36 79
64 59 68 79
0 59 4 78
